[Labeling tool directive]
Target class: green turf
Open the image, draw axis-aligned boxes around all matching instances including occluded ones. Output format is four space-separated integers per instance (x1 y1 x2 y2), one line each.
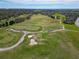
9 14 61 32
63 31 79 50
64 24 79 31
0 29 22 47
0 14 79 59
0 31 79 59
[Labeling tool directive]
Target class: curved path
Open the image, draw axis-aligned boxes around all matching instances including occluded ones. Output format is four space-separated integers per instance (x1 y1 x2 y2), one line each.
0 29 29 52
0 28 64 51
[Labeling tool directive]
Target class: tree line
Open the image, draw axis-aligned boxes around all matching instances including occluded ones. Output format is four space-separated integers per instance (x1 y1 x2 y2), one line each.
0 9 79 27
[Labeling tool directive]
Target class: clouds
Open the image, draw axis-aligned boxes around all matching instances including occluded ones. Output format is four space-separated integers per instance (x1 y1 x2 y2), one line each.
0 0 79 9
4 0 79 4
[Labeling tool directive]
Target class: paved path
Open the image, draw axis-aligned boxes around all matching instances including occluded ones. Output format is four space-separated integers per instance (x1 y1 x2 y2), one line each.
0 29 29 52
0 28 64 52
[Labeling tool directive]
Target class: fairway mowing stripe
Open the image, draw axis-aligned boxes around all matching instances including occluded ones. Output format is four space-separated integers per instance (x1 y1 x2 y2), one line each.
0 29 29 52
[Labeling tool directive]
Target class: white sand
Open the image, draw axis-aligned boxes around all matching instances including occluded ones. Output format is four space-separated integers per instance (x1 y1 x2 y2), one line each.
28 35 33 38
29 39 38 46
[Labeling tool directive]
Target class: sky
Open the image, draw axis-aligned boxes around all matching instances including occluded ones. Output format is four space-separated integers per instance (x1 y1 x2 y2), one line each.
0 0 79 9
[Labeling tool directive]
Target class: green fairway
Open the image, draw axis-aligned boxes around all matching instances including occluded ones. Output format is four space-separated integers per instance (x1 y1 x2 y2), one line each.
0 31 79 59
9 14 62 32
64 24 79 31
64 31 79 50
0 29 22 47
0 14 79 59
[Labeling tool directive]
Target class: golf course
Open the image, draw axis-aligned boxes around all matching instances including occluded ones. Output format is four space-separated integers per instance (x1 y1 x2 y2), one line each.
0 14 79 59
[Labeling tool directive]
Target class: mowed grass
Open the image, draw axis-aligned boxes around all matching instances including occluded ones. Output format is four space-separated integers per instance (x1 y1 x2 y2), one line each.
0 31 79 59
64 24 79 31
0 29 22 47
64 31 79 50
0 14 79 59
10 14 62 31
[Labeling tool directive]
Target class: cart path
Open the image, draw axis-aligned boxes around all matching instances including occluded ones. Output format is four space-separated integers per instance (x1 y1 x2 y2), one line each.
0 29 29 52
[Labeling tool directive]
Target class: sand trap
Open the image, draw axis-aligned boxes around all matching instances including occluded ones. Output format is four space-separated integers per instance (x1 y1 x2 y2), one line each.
28 35 33 38
29 39 38 46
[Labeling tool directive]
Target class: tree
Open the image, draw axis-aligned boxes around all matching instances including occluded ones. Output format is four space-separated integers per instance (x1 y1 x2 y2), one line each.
9 20 15 25
5 21 8 26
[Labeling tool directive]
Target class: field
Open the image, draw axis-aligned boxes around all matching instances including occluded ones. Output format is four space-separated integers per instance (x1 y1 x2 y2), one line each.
64 24 79 31
0 28 22 48
0 31 79 59
0 14 79 59
9 14 62 32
